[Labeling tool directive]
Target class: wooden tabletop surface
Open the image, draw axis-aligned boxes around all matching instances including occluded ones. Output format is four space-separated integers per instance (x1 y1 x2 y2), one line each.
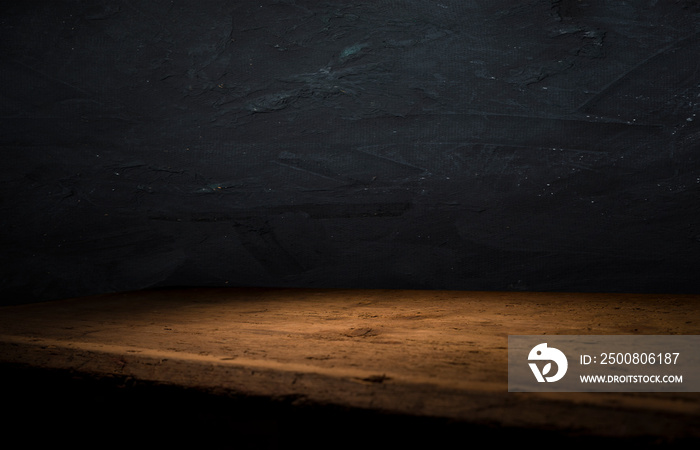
1 287 698 442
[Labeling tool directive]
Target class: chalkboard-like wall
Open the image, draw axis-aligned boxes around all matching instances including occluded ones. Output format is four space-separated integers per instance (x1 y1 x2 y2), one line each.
1 1 699 303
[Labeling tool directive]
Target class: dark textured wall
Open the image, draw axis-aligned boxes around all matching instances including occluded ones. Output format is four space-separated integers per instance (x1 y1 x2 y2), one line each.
1 0 699 303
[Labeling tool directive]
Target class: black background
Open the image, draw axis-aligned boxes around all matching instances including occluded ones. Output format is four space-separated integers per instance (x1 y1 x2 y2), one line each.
2 0 699 304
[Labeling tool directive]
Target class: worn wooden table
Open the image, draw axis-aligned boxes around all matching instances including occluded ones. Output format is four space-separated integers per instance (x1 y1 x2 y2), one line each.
0 288 698 446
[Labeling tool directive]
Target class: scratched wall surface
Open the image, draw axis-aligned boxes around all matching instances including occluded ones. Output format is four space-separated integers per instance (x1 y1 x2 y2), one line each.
1 0 699 303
